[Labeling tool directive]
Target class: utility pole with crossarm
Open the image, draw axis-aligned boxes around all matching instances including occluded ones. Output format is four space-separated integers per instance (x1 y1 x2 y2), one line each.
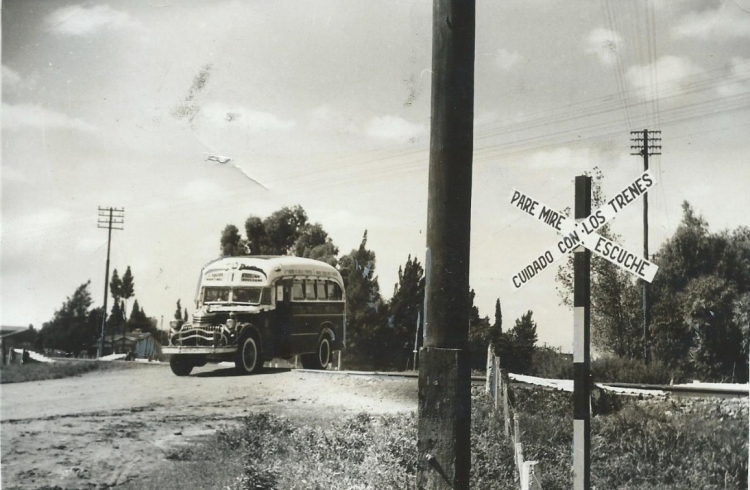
97 207 124 358
630 129 661 363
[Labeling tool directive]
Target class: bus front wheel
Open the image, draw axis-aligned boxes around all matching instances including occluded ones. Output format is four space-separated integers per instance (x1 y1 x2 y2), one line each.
235 332 262 375
170 355 193 376
302 335 331 370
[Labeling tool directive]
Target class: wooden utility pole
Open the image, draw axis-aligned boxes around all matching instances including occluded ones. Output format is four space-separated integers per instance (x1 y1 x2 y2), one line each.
97 207 124 357
630 129 661 363
573 176 591 490
417 0 475 488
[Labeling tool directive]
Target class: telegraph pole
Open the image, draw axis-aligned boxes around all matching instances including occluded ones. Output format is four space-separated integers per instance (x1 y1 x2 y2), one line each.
97 207 124 357
630 130 661 363
417 0 475 488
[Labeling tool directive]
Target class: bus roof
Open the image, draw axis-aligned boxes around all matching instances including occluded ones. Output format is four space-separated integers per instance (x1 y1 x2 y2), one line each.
198 255 343 288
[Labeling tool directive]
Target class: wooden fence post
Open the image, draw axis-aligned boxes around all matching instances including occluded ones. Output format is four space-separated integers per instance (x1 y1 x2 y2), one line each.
493 355 500 409
486 343 494 394
502 369 510 438
522 460 542 490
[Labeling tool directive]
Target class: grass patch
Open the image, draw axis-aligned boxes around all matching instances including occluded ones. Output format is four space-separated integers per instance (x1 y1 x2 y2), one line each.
136 391 747 490
0 360 143 384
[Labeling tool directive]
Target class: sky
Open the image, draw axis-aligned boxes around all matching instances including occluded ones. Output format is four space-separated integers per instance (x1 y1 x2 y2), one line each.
2 0 749 352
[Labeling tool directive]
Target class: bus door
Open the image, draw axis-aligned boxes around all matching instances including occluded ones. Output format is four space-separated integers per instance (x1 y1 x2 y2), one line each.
274 281 293 357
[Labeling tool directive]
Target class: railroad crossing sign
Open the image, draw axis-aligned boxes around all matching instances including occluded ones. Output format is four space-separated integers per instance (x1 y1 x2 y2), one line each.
509 170 659 290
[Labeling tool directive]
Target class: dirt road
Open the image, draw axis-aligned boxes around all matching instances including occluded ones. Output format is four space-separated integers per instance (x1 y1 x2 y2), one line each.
1 363 418 489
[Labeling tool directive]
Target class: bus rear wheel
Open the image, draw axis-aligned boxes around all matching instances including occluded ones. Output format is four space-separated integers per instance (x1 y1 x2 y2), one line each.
235 332 262 375
302 335 331 370
170 355 193 376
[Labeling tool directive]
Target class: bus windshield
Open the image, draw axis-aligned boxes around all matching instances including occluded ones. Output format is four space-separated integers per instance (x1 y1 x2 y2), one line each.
232 287 262 304
202 287 263 305
203 287 230 303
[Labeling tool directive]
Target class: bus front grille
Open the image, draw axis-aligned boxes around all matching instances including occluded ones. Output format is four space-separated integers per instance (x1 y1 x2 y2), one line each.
173 325 231 347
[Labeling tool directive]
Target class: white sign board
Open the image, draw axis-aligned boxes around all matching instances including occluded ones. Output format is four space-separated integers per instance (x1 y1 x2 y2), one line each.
509 170 658 290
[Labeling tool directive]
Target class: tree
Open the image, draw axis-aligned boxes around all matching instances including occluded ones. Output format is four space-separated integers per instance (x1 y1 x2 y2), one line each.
468 289 493 370
108 269 124 337
263 205 308 255
106 300 125 335
120 266 135 352
128 300 158 337
220 205 338 260
39 281 98 356
680 275 742 380
388 255 425 370
174 299 183 320
220 224 244 257
647 203 750 381
556 168 645 358
293 223 339 266
244 217 268 255
339 231 387 370
507 310 538 374
492 298 513 369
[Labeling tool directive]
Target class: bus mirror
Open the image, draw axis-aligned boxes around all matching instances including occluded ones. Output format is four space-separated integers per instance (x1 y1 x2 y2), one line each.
276 285 284 302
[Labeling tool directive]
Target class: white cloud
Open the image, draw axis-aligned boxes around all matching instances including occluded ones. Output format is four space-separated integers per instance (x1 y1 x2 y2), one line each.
365 115 426 143
496 48 523 70
2 103 97 132
673 5 750 39
716 57 750 97
528 146 597 171
474 111 499 127
201 103 296 132
178 179 226 201
45 4 137 36
2 65 22 87
626 56 702 100
307 105 359 135
585 28 622 66
76 236 107 252
7 208 72 235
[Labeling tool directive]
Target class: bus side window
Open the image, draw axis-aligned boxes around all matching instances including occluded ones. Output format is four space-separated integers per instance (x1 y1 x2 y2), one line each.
316 281 327 300
276 285 284 303
292 280 305 301
305 280 316 300
328 281 342 301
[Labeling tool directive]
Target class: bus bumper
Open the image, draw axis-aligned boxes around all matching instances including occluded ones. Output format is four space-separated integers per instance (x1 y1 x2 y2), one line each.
162 346 237 355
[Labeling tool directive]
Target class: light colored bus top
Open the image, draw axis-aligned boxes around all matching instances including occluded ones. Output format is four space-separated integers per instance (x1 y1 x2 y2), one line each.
197 256 344 290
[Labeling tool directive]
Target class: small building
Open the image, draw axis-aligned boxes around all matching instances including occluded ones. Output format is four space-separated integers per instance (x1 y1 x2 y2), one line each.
1 325 38 364
102 330 161 359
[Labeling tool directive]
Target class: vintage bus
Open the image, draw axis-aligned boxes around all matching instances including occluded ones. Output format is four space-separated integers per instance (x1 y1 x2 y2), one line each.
162 256 346 376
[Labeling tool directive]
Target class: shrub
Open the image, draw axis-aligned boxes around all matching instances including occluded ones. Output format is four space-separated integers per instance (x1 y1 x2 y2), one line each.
0 360 138 384
591 355 682 384
212 390 746 490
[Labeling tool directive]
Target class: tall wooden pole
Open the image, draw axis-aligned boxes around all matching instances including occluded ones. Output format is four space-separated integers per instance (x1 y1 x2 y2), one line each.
573 176 592 490
97 207 124 357
97 209 113 358
631 129 660 363
417 0 475 488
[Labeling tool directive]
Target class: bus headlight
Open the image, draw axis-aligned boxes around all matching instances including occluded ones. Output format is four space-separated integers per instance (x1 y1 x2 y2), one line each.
226 318 236 329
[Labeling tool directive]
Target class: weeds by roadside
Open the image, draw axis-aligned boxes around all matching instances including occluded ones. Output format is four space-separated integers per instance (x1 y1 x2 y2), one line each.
211 390 747 490
0 360 142 384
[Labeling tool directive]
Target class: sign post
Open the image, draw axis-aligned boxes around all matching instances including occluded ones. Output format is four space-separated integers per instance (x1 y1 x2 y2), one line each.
572 176 591 490
508 171 661 490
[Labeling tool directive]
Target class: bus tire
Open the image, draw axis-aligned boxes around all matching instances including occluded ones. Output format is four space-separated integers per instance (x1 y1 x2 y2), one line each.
235 331 262 375
302 335 331 370
170 355 193 376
